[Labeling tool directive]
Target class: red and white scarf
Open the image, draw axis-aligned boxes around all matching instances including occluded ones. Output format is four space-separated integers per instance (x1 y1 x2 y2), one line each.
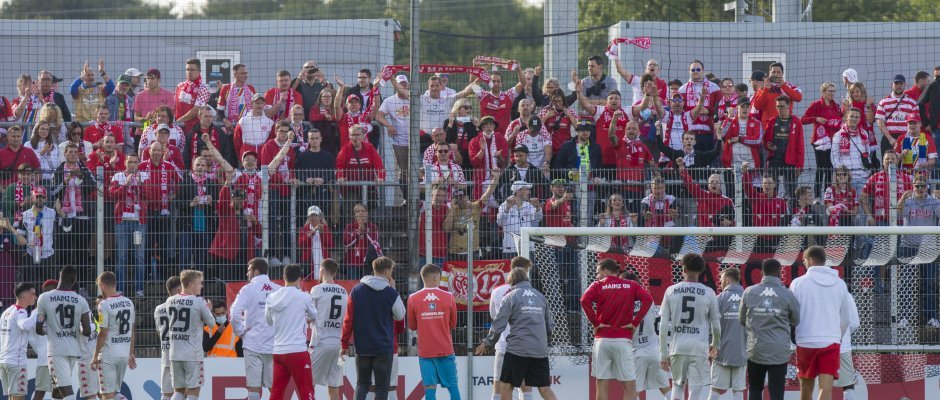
13 180 26 223
181 76 203 104
192 171 209 201
226 84 253 122
472 56 520 71
839 125 864 154
481 132 499 177
94 120 114 136
380 64 492 85
604 37 653 58
125 172 141 215
41 90 56 105
192 127 217 162
239 170 262 214
291 122 308 152
272 89 295 120
148 161 174 212
609 211 631 248
61 163 83 214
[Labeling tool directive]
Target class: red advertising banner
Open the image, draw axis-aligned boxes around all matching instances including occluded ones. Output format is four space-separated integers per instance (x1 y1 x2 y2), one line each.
440 259 512 311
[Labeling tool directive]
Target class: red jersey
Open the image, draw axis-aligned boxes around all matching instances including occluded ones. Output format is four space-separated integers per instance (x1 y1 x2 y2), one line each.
0 96 14 122
904 86 923 102
335 142 386 182
297 222 334 265
864 171 913 222
824 186 858 226
406 288 457 358
0 146 41 185
109 170 149 224
591 105 631 165
84 121 125 148
337 112 370 149
259 139 296 196
612 139 652 189
539 106 576 154
142 143 185 169
138 159 182 214
418 204 449 258
579 276 652 339
750 82 804 126
209 186 261 262
719 115 763 168
218 83 257 123
478 88 517 133
175 79 210 132
232 170 263 218
87 150 125 197
743 171 789 227
681 169 733 228
264 88 304 121
678 80 720 131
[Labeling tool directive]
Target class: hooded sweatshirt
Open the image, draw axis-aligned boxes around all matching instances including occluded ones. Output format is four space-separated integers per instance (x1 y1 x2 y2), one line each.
790 266 856 348
482 281 554 358
740 275 800 365
341 275 406 356
265 285 317 354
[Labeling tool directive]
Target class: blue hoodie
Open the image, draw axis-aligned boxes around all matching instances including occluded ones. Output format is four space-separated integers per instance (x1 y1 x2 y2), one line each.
341 275 405 356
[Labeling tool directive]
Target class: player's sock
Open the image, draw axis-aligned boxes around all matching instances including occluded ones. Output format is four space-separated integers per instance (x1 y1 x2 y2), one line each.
522 391 534 400
733 391 744 400
248 392 261 400
446 385 461 400
689 385 706 400
491 394 500 400
707 390 722 400
388 389 398 400
186 396 199 400
843 388 855 400
671 383 685 400
171 393 185 400
424 387 437 400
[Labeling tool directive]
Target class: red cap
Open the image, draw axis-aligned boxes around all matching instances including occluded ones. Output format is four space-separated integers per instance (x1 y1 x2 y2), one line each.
31 186 47 197
146 68 161 79
346 94 361 103
42 279 58 289
906 112 922 123
242 150 258 159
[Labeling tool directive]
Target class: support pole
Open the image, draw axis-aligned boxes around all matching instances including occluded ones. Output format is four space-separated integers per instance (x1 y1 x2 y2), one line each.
405 0 422 359
96 166 105 294
465 220 475 400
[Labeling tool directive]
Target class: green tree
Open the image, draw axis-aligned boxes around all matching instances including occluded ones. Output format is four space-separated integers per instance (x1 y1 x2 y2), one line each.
0 0 172 19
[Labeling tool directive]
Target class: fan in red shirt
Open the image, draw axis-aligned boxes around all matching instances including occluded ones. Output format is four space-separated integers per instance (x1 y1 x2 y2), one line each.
209 184 261 266
332 88 372 149
539 90 578 161
801 82 844 196
342 203 382 274
544 179 576 244
473 69 523 132
904 71 931 101
141 124 185 168
259 121 298 198
580 258 653 400
264 70 304 122
84 105 124 151
750 62 803 126
860 150 913 226
138 141 182 273
217 63 257 130
336 125 386 202
576 87 635 175
86 135 126 194
0 126 41 186
467 116 509 198
175 58 210 133
610 121 654 202
741 163 790 250
824 166 859 227
298 205 333 272
418 186 450 265
718 97 763 169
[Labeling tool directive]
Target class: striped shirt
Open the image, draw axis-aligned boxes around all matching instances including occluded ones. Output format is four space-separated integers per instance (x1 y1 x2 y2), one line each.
876 93 919 137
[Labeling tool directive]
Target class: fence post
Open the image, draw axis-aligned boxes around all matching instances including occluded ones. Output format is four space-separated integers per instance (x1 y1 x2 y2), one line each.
96 166 105 292
261 168 270 258
466 219 475 400
290 183 297 264
424 165 432 267
733 165 744 228
888 164 898 227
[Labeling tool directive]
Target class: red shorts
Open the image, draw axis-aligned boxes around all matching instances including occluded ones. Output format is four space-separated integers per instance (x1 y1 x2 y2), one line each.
796 344 841 379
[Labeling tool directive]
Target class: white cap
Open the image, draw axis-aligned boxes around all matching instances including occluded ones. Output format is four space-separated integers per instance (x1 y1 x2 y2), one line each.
395 75 409 84
156 123 170 132
510 180 532 193
124 68 142 77
307 205 322 216
842 68 859 84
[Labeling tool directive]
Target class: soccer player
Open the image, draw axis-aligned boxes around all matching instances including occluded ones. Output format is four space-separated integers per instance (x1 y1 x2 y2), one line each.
0 283 38 400
92 272 136 400
407 264 460 400
265 264 317 400
165 270 216 400
791 246 859 400
476 267 558 400
580 259 653 400
488 257 534 400
36 266 92 400
740 259 800 400
309 259 348 400
27 279 57 400
708 268 746 400
155 277 182 400
77 297 101 400
230 257 280 400
621 270 671 400
659 253 720 400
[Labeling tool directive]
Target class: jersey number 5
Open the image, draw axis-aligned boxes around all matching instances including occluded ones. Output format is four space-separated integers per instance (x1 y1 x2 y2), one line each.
680 296 696 324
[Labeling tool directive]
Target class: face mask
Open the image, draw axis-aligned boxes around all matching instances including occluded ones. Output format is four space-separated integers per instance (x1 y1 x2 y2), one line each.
215 316 227 325
456 116 471 123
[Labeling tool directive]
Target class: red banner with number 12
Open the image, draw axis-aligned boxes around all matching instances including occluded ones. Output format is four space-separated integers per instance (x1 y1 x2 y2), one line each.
440 259 512 311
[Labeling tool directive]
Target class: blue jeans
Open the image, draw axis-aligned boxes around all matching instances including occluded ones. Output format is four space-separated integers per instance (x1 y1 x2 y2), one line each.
115 221 147 293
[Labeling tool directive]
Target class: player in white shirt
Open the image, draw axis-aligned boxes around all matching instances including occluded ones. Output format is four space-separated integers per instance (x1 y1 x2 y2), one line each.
487 256 533 400
620 271 671 400
77 299 100 400
659 253 720 400
93 272 137 400
27 279 58 400
309 259 348 400
229 258 280 400
36 266 92 400
265 264 317 400
0 283 38 400
155 277 182 400
164 270 215 400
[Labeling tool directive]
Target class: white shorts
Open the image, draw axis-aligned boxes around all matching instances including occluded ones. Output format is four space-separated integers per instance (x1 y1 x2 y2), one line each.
171 360 205 390
98 357 129 394
670 355 709 386
48 355 78 388
34 365 52 392
244 349 273 389
0 363 28 396
310 346 343 388
591 338 636 382
78 360 101 397
833 352 857 388
635 356 670 392
710 363 746 391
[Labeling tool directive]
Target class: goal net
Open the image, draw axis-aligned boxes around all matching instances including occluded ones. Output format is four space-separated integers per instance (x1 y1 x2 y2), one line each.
517 226 940 385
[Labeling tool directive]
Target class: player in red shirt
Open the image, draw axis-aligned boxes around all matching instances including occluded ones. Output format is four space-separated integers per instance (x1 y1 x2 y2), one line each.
407 264 459 400
580 258 653 400
264 70 304 122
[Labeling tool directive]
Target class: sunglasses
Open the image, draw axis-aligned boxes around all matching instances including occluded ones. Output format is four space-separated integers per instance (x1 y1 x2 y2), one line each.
437 149 450 153
690 68 703 72
439 74 449 79
915 184 929 188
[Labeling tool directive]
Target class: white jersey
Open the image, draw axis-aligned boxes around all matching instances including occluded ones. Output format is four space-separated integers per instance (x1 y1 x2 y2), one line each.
164 294 215 362
489 284 512 353
98 296 135 360
659 281 720 358
236 114 276 146
36 289 91 357
154 302 171 364
230 275 281 354
309 282 348 347
80 318 99 362
0 305 37 365
265 286 317 354
26 326 48 367
633 303 661 358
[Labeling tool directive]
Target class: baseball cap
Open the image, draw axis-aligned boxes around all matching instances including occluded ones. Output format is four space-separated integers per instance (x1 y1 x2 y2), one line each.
527 116 541 129
251 93 265 102
117 74 132 85
551 178 567 186
479 116 498 129
156 123 171 132
842 68 859 84
510 180 532 193
906 113 922 123
750 70 766 81
307 205 322 216
32 186 47 197
242 150 258 159
346 94 361 103
512 144 529 154
146 68 161 79
395 75 409 84
574 119 594 131
893 74 906 83
124 68 142 77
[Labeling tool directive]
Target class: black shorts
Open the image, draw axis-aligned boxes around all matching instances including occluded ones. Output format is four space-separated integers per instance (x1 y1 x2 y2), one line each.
499 352 551 388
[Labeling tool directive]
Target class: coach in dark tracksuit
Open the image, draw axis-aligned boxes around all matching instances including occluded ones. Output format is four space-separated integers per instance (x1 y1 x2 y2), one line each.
340 256 406 400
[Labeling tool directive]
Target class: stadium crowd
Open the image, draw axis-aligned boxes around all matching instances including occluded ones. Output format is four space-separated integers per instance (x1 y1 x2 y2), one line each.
0 55 939 307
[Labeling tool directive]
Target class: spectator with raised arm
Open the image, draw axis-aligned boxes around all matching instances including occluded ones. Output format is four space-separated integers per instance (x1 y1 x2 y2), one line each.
307 88 340 154
468 116 509 198
175 58 210 132
70 59 114 122
10 73 39 123
444 174 500 261
291 61 328 121
133 68 174 124
577 85 635 178
610 120 654 210
210 178 261 277
376 75 412 194
677 60 721 151
142 124 185 168
750 62 803 127
265 70 303 122
342 69 381 120
655 89 708 156
876 74 919 153
420 74 474 135
333 75 374 149
539 89 578 167
717 97 763 173
472 64 524 132
218 63 257 131
764 95 805 198
824 166 859 227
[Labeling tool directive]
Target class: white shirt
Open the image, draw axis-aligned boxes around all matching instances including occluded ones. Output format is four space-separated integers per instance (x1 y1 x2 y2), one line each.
379 95 411 147
830 131 870 183
98 295 135 360
265 286 318 354
0 305 37 365
237 114 276 146
139 124 185 153
496 200 542 253
514 129 553 169
230 274 282 354
27 325 48 367
420 93 457 133
489 284 512 353
309 282 349 347
25 142 59 180
632 303 660 357
18 206 57 259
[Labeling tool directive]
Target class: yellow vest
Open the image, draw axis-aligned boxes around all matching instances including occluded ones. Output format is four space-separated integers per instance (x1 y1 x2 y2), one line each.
204 324 238 358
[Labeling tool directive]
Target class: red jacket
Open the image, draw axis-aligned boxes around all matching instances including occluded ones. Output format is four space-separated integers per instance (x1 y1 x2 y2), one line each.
209 186 261 262
342 222 382 267
142 144 185 169
335 142 386 182
720 116 764 168
108 171 150 224
743 170 790 228
259 139 296 197
418 204 449 258
137 159 182 213
467 133 509 186
681 169 734 228
297 222 334 265
800 98 843 145
763 116 805 169
0 146 40 185
87 150 125 199
751 82 803 126
580 276 652 339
